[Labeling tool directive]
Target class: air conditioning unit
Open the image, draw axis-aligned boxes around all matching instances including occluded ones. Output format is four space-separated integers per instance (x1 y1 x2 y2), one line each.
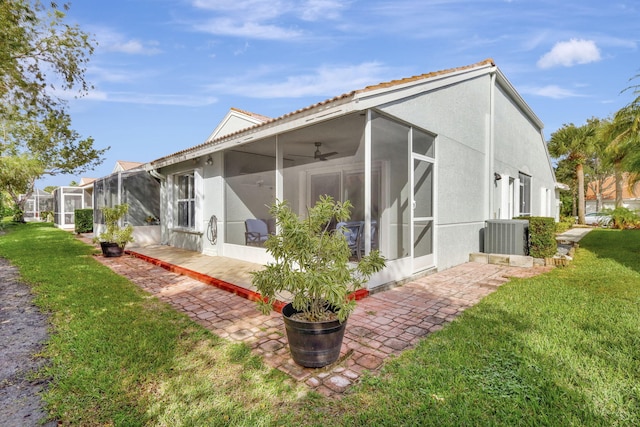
484 219 529 255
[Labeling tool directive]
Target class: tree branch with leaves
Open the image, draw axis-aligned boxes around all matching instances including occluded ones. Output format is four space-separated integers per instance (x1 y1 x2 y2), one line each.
0 1 108 219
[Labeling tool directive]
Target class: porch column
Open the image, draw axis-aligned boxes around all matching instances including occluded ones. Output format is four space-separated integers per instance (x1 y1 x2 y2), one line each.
364 110 372 254
275 135 283 203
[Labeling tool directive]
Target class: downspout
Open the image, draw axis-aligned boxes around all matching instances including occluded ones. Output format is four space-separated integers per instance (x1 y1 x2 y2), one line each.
487 69 497 219
149 169 166 181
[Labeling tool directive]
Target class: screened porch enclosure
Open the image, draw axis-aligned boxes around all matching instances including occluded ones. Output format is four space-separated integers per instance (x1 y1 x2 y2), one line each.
93 169 161 246
53 186 92 229
222 110 435 272
22 189 53 222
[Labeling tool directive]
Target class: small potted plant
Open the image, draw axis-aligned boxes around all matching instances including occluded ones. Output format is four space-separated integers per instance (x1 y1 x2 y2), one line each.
252 196 386 368
144 215 159 225
93 204 134 257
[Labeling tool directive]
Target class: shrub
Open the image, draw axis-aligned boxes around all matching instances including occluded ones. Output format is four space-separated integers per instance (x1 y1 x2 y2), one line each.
12 207 24 223
74 209 94 233
40 210 54 222
607 207 640 230
555 216 574 234
528 217 557 258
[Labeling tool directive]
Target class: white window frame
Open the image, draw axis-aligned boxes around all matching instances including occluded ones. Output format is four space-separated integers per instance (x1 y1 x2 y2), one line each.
519 172 531 216
171 169 202 231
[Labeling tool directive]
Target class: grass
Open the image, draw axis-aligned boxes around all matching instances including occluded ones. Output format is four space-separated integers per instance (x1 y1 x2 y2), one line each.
1 222 639 425
0 222 301 426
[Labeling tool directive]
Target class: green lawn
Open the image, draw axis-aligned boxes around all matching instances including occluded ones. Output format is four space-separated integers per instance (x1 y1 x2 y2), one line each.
1 222 638 426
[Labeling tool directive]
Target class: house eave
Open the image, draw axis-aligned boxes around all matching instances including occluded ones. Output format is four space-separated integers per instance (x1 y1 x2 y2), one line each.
149 93 358 169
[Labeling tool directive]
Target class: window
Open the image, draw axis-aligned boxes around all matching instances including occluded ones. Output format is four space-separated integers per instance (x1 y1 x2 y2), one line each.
176 172 195 228
519 172 531 216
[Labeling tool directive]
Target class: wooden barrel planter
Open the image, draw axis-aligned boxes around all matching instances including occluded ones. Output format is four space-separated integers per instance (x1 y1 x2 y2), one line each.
282 302 347 368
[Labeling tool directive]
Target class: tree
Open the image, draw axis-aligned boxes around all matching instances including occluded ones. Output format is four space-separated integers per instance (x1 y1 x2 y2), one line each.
554 157 579 217
586 117 614 211
600 114 636 207
614 74 640 185
0 1 108 219
548 122 596 224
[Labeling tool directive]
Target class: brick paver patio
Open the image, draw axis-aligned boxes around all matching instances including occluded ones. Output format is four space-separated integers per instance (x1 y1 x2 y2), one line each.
89 242 552 398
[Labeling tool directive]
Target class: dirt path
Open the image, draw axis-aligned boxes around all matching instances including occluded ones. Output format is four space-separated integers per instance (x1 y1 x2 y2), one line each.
0 258 56 426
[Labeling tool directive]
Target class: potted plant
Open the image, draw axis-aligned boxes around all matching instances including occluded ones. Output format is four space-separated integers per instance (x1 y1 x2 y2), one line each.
93 204 134 257
252 196 386 368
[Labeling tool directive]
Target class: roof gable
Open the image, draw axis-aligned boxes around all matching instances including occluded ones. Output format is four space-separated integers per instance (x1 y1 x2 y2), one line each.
113 160 144 173
206 108 271 142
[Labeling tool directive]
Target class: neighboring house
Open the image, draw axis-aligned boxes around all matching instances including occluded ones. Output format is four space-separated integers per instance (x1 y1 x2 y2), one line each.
113 160 144 173
20 189 53 222
92 161 161 246
586 173 640 213
145 59 559 289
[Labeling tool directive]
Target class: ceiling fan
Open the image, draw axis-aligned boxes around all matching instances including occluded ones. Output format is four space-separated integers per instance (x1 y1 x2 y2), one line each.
313 142 338 161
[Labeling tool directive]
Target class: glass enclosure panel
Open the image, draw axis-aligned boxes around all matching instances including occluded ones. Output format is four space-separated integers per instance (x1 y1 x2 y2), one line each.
225 138 276 245
39 196 53 212
413 159 433 218
53 189 61 224
93 178 105 224
371 112 410 260
84 190 92 208
310 173 341 204
413 129 435 158
413 220 433 257
281 115 365 219
65 195 83 212
122 171 161 226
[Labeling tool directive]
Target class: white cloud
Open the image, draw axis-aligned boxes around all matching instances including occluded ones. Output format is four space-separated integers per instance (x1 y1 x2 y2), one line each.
207 62 393 98
93 27 162 55
522 85 586 99
88 66 142 83
190 0 346 40
193 18 303 40
57 87 217 107
537 39 601 69
300 0 348 21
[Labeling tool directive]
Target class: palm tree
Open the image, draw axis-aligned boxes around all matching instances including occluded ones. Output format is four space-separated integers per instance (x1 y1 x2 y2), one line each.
600 114 637 207
548 122 596 224
613 78 640 187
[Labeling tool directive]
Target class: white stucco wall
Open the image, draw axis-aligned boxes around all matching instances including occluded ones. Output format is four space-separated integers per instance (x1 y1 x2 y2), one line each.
492 84 556 218
377 75 489 269
377 73 556 271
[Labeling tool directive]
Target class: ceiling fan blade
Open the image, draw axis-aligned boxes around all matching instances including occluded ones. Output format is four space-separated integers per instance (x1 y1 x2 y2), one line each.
317 151 338 160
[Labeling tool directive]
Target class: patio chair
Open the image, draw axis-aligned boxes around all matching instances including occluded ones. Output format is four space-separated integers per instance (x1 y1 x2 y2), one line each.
336 221 364 260
245 219 270 246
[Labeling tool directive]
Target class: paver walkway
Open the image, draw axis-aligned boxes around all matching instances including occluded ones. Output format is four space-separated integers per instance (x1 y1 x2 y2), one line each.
89 242 553 398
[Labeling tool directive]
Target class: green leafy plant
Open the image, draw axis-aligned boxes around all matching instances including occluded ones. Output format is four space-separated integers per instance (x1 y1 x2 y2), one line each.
606 207 640 229
528 217 557 258
93 204 134 248
252 196 386 323
74 208 93 233
555 216 575 234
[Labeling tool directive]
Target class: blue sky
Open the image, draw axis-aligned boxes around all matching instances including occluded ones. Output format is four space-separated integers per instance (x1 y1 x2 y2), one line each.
39 0 639 188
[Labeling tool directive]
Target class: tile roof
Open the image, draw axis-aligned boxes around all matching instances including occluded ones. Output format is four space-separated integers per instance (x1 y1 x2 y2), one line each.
586 173 640 200
114 160 144 172
150 58 496 167
228 107 271 123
